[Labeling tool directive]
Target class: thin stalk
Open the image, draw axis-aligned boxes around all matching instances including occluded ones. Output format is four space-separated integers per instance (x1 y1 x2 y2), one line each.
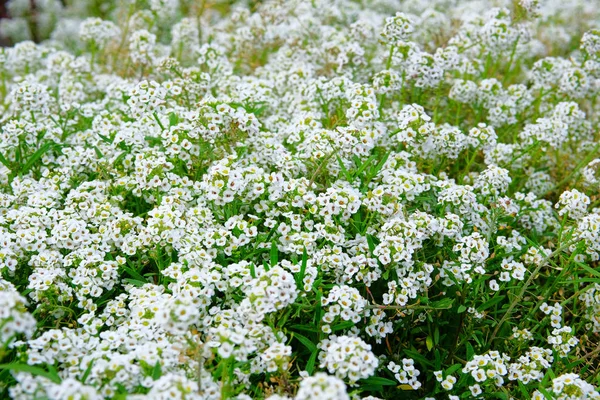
490 240 574 342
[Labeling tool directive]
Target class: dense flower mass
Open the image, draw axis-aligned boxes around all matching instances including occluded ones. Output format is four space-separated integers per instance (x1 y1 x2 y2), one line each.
1 0 600 398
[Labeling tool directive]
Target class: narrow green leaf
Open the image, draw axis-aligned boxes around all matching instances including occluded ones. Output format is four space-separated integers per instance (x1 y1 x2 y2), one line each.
122 264 146 282
270 241 278 267
335 154 352 182
366 234 377 255
122 278 146 287
361 376 397 386
430 298 454 309
479 295 506 312
367 151 390 181
314 288 323 324
92 145 104 159
81 359 96 383
354 154 377 178
249 262 256 279
293 332 317 353
305 350 318 375
404 349 434 368
152 361 162 380
576 261 600 278
297 246 308 288
290 324 320 333
0 151 10 168
445 364 462 376
331 321 354 332
22 143 53 174
466 342 475 360
97 133 113 144
517 380 531 399
168 112 179 127
0 363 61 384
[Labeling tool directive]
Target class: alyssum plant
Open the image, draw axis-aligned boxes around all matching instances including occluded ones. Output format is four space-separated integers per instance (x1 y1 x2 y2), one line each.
1 0 600 399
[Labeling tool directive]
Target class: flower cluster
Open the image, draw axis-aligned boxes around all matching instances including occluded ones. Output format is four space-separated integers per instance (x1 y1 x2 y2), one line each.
318 335 378 384
0 0 600 399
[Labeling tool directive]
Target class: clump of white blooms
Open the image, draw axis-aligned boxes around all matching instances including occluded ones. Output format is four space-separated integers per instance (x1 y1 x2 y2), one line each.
295 373 349 400
579 284 600 332
582 159 600 187
129 30 157 65
388 359 421 390
462 351 510 386
260 342 292 373
555 189 590 219
532 373 600 400
318 335 379 383
0 281 37 344
321 285 367 334
79 18 120 49
0 0 600 399
381 12 415 43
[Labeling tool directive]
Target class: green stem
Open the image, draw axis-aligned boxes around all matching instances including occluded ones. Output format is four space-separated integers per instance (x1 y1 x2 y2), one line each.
153 112 165 131
545 142 600 196
490 240 574 343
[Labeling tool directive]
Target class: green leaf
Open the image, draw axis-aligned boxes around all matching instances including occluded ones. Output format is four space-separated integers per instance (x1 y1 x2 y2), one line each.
382 269 390 280
404 349 434 368
576 261 600 278
152 361 162 380
168 112 179 127
270 241 278 267
430 298 454 309
81 360 94 384
91 145 105 159
122 278 146 287
353 154 377 178
0 363 61 384
457 305 467 313
292 332 317 353
359 384 385 392
296 247 308 288
0 151 10 168
22 143 54 174
366 234 377 255
113 151 129 167
331 321 354 332
466 342 475 360
314 288 323 324
97 133 114 144
366 150 390 181
445 364 463 376
537 386 553 399
517 380 531 399
335 154 352 182
47 364 59 381
121 263 146 282
479 295 506 312
426 336 434 351
361 376 397 386
305 350 318 375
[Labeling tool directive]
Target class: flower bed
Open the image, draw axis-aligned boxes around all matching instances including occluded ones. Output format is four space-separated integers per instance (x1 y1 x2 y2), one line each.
1 0 600 399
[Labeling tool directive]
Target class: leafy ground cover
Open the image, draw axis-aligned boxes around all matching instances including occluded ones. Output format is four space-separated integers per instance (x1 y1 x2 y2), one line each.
1 0 600 399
